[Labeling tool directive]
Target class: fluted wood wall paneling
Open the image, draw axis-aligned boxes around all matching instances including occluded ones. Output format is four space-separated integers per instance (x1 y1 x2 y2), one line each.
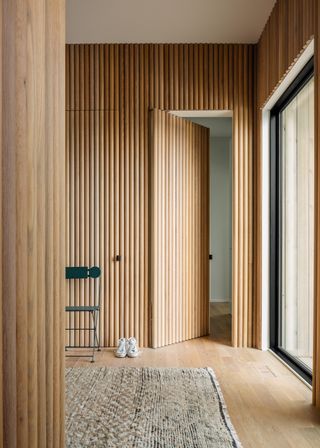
1 1 65 447
149 110 209 348
66 43 255 348
255 0 320 405
257 0 315 108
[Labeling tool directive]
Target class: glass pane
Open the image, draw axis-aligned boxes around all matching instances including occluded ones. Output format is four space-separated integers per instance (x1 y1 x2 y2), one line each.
280 77 314 372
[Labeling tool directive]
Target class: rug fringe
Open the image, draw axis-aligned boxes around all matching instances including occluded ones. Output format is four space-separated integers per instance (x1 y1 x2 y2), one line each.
205 367 243 448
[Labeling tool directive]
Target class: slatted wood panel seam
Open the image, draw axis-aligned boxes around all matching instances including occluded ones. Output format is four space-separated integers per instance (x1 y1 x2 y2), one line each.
66 43 255 348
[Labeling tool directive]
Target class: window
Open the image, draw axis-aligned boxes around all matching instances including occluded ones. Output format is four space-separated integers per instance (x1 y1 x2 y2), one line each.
270 58 314 384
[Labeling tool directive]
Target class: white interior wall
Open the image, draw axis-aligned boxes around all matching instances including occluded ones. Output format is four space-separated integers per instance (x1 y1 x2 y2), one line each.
182 116 232 304
210 137 232 302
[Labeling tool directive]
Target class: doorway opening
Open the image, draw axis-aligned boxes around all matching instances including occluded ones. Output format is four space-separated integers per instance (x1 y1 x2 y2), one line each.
183 115 233 345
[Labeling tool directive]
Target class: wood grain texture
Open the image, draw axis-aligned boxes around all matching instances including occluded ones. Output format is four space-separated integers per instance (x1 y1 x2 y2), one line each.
255 0 316 350
149 110 209 348
66 43 255 349
0 0 65 446
257 0 315 108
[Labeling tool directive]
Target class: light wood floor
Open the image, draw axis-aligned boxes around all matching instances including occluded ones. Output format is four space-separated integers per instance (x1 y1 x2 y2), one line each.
66 303 320 447
209 301 232 341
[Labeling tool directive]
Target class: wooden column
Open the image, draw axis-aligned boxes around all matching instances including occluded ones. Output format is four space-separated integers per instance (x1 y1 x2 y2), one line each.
0 0 65 446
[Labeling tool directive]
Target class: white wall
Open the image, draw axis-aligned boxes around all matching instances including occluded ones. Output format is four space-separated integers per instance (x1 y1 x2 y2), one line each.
210 137 232 302
183 116 232 303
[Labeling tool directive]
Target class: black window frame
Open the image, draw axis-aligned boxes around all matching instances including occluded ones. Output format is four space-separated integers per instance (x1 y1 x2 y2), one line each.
270 57 314 385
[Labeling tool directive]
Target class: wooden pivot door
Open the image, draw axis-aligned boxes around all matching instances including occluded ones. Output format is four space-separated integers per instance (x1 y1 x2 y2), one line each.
149 109 210 348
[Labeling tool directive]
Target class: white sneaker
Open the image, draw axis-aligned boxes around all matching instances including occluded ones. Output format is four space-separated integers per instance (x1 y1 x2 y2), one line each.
127 337 139 358
115 338 127 358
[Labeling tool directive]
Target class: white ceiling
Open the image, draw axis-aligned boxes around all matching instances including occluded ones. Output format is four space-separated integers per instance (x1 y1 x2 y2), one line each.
66 0 276 44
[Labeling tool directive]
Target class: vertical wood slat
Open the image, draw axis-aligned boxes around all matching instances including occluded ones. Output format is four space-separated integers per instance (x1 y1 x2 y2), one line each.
1 0 65 446
119 46 125 343
149 110 209 348
256 0 315 109
143 45 149 345
232 46 239 346
66 43 255 349
124 45 130 339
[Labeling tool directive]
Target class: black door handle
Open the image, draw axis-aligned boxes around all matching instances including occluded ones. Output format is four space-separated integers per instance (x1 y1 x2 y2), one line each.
115 255 122 262
209 254 213 260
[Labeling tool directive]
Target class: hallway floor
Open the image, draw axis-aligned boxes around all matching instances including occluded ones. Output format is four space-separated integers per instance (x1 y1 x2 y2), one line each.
66 306 320 448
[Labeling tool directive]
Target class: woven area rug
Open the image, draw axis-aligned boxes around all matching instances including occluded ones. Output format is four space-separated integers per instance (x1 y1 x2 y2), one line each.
66 367 242 448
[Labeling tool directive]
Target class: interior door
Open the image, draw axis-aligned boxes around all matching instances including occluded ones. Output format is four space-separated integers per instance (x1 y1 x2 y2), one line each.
149 109 210 348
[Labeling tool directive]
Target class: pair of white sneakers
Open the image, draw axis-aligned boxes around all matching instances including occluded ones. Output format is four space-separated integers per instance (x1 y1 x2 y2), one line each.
115 337 139 358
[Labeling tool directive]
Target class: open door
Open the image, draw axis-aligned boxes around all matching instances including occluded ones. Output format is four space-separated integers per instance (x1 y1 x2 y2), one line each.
149 109 210 348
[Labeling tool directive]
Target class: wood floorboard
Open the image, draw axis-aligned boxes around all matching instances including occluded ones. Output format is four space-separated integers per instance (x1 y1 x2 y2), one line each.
209 302 232 343
66 303 320 447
